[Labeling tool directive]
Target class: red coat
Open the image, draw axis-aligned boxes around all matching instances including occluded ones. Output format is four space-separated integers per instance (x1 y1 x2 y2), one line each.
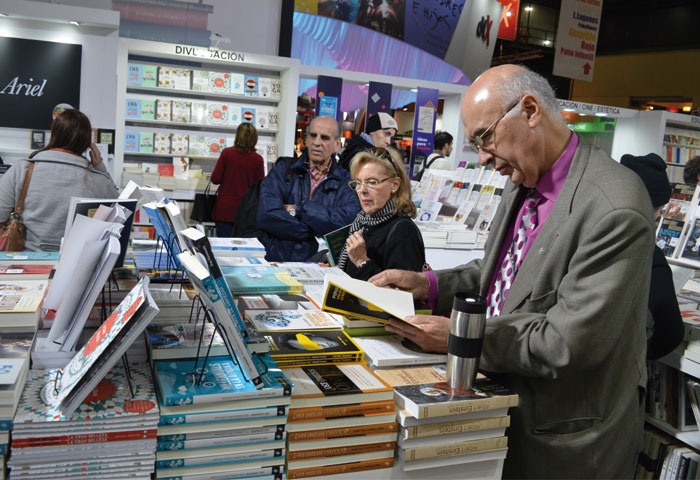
210 147 264 223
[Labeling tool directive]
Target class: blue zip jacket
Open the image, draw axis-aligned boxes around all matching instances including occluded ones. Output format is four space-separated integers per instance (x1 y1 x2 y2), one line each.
257 153 360 261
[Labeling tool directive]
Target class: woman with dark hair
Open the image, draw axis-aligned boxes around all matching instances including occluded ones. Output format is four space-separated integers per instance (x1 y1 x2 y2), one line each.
338 146 425 280
210 122 265 237
0 109 118 251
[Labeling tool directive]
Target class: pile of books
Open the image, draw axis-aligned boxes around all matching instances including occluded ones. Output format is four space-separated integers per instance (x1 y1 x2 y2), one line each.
10 362 160 479
376 366 518 474
281 363 397 478
152 353 292 479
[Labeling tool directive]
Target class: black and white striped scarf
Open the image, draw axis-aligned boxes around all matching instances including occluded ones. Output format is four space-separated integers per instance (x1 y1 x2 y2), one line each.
337 199 396 270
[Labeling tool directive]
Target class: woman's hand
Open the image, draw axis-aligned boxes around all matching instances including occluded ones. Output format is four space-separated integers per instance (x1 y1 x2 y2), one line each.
386 315 450 353
88 143 102 166
346 229 369 267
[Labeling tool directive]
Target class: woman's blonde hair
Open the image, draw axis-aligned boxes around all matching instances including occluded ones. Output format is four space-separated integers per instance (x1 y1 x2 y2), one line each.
349 146 417 218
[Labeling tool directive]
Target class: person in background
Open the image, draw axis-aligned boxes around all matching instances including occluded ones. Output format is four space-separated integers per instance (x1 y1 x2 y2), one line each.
338 112 398 170
338 147 425 280
424 131 454 171
620 153 685 360
370 64 654 479
257 116 359 262
210 122 265 237
683 155 700 186
0 109 119 251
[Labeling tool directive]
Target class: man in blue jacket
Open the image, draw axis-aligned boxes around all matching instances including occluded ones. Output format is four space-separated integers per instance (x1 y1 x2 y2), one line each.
257 116 360 262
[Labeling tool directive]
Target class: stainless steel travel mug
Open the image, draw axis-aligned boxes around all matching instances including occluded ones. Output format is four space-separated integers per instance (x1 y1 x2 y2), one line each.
446 292 487 390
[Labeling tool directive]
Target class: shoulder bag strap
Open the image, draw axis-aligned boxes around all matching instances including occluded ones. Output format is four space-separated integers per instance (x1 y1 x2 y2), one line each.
14 162 35 215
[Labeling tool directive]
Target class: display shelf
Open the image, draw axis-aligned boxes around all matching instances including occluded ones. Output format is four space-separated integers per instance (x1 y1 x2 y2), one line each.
645 417 700 451
115 38 300 187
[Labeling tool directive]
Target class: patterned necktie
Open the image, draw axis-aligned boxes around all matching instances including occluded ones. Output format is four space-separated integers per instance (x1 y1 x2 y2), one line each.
488 189 541 318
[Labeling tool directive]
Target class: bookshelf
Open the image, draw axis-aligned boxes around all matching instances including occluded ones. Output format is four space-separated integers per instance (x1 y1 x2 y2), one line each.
114 38 300 193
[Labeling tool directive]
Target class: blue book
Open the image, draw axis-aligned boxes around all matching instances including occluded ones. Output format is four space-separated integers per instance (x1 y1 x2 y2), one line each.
142 200 182 270
155 442 285 469
177 251 261 387
222 265 304 296
153 353 292 407
0 251 59 265
158 403 289 426
180 228 249 338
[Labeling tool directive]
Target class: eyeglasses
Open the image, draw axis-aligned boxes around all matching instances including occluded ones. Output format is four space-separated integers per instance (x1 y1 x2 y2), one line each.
349 177 393 190
466 97 522 153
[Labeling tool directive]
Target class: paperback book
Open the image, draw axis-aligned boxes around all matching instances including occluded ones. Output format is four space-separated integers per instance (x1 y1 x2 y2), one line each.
321 273 420 328
280 362 394 408
0 279 49 330
207 236 266 257
145 323 228 360
350 334 447 368
222 265 304 295
0 251 60 266
0 264 53 280
245 309 343 332
265 329 364 365
153 353 292 407
393 376 519 420
323 224 351 267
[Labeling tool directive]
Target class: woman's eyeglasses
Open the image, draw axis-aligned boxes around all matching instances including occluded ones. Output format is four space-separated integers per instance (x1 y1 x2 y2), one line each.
348 177 393 190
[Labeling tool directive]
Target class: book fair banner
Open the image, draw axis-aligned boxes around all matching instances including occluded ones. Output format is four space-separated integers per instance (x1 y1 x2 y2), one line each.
316 75 343 123
409 87 439 178
552 0 603 82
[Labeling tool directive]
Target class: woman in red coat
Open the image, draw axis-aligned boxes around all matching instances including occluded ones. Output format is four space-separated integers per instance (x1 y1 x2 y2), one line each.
210 122 265 237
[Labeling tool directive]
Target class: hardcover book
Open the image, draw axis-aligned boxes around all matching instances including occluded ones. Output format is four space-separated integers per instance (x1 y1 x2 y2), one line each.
265 329 363 365
281 363 393 408
321 273 420 328
222 265 304 295
393 376 519 420
245 309 343 332
153 353 292 407
50 277 160 416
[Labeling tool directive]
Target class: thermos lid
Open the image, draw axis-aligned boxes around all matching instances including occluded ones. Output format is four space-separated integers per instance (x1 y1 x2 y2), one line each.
452 292 487 314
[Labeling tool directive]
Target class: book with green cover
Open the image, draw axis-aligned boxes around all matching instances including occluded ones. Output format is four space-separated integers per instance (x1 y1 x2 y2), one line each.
222 265 304 295
323 224 351 266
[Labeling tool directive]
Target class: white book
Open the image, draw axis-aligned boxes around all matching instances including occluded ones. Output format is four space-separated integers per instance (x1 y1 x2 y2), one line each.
351 334 447 368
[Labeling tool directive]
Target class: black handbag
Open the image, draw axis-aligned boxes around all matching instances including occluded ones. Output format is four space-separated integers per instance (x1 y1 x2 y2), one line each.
190 180 218 223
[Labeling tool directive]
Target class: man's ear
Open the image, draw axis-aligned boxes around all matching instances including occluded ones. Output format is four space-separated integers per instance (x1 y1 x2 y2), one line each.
522 94 539 125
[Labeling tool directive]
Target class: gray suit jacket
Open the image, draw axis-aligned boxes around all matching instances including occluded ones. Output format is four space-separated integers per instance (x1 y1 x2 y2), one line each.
435 140 654 479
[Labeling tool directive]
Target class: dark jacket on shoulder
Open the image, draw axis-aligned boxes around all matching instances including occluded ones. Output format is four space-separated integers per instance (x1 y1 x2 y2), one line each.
257 153 360 262
338 134 373 170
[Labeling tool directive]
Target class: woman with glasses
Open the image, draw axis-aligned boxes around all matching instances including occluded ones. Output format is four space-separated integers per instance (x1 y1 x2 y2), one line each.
337 147 425 280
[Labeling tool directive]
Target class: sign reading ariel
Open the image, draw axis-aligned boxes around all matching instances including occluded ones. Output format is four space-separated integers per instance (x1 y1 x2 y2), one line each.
0 37 82 130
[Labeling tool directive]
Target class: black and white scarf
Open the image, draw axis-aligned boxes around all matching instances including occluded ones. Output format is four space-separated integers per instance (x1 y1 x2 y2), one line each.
337 199 396 270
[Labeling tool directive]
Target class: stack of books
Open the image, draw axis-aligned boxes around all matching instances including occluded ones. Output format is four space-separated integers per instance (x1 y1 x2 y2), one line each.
281 363 397 478
376 366 518 473
207 236 266 258
0 279 50 332
152 353 292 480
221 265 304 296
350 334 448 369
9 362 160 479
265 329 364 366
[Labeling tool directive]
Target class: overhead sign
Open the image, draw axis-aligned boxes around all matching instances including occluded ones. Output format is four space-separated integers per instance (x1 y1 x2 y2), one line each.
553 0 603 82
0 37 82 130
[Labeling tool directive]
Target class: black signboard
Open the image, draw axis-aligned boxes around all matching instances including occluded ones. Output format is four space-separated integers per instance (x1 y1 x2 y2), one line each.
0 37 82 130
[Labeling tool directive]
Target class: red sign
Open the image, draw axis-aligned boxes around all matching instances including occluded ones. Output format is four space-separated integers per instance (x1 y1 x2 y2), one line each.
497 0 520 41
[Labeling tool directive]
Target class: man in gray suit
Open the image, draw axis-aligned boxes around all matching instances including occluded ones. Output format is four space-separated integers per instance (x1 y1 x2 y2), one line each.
371 64 654 478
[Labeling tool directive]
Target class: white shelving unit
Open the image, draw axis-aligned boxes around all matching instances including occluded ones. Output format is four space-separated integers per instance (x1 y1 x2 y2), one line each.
656 350 700 450
114 38 300 188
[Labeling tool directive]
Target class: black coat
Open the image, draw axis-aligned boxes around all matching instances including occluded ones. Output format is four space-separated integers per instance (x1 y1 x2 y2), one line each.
342 216 425 281
338 134 373 170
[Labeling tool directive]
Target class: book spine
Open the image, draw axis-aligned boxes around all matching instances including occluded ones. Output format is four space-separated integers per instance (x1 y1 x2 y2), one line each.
287 421 397 442
412 394 518 419
402 415 510 439
158 423 285 443
159 405 288 425
11 429 156 448
287 440 396 461
288 401 396 422
273 354 364 367
156 446 285 469
402 435 508 461
157 430 285 451
286 457 394 480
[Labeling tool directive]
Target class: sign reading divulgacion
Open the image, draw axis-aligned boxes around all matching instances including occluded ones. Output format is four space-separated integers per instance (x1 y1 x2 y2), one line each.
174 45 245 63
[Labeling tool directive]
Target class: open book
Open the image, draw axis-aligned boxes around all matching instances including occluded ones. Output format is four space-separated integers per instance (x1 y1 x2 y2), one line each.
321 274 421 329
